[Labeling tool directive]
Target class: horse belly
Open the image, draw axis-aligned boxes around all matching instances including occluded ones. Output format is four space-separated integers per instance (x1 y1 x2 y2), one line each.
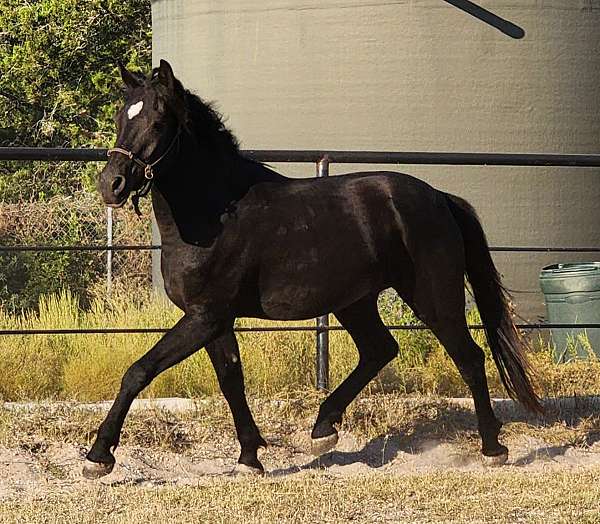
258 239 387 320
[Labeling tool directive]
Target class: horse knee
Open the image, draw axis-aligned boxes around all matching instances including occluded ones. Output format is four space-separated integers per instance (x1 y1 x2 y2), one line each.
122 362 151 393
359 337 398 370
375 335 399 366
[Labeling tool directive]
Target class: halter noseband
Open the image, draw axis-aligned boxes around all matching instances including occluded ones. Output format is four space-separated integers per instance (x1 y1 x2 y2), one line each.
107 127 181 215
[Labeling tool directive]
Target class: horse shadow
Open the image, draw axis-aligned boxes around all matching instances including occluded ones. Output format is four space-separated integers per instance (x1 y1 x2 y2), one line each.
269 396 600 476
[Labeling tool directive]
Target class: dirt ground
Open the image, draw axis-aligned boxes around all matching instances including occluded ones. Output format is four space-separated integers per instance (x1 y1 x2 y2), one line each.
1 395 599 522
2 425 600 497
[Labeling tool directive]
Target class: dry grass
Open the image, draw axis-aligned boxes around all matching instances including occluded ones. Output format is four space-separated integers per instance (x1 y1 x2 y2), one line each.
1 395 599 461
0 394 599 523
1 469 599 524
0 396 599 523
0 291 599 402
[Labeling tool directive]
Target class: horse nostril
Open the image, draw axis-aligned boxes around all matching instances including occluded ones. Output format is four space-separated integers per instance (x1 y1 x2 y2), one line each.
111 175 126 195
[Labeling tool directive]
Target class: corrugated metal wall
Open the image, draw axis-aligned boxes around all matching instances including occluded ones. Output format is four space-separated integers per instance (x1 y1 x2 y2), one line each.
151 0 600 318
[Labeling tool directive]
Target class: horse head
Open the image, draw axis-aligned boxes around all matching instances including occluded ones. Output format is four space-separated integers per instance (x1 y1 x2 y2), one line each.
98 59 184 214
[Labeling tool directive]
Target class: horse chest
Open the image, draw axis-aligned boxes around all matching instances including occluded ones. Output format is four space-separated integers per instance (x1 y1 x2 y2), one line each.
160 244 244 312
160 250 211 307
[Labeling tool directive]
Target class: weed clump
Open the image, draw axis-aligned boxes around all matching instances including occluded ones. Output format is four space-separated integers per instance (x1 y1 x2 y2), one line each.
0 289 599 401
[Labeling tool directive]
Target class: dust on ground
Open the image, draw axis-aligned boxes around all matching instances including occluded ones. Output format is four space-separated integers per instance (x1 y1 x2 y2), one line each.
1 395 599 500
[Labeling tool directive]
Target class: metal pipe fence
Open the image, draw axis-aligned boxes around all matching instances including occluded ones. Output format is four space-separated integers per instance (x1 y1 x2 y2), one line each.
1 323 599 337
2 147 600 166
2 147 600 390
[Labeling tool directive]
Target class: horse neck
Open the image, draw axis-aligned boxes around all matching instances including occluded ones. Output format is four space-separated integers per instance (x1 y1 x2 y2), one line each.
151 135 287 248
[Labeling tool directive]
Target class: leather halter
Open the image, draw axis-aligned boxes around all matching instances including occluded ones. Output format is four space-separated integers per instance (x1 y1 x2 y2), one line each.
107 127 181 215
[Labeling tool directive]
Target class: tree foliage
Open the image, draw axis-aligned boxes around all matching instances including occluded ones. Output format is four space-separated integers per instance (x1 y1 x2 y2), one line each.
0 0 152 200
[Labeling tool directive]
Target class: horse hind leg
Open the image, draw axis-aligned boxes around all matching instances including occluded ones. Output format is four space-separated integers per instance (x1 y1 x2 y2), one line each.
433 321 507 464
311 295 398 455
399 265 508 464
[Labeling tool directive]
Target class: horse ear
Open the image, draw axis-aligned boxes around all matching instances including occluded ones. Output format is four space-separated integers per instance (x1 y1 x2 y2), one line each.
118 61 142 90
157 59 176 92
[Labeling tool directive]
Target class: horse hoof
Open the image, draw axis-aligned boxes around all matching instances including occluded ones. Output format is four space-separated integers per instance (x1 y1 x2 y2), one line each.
233 463 264 476
82 459 115 479
482 451 508 467
311 433 339 456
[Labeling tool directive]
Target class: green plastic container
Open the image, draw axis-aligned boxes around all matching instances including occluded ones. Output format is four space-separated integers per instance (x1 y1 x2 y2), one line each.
539 263 600 362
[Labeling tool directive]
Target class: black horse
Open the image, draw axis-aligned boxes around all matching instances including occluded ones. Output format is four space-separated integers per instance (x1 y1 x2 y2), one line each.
85 60 542 478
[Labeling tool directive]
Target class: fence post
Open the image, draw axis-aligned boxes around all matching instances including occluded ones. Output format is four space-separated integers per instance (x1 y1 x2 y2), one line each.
106 207 113 298
151 213 166 296
316 155 330 391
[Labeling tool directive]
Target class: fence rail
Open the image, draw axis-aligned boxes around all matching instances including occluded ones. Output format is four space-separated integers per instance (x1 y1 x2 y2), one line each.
4 245 600 253
2 147 600 166
1 323 600 337
1 147 600 390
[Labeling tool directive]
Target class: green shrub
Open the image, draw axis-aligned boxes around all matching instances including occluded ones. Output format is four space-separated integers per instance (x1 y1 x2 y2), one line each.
0 0 152 199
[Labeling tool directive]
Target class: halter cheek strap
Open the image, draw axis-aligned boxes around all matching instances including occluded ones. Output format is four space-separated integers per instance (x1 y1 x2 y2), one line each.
107 127 181 215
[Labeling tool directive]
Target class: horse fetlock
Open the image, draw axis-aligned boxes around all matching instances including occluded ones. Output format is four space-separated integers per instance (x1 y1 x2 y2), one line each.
86 441 116 465
240 431 267 451
312 405 342 436
478 417 503 444
312 417 337 438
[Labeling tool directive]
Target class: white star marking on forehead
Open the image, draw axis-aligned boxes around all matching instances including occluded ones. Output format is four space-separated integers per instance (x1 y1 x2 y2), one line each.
127 101 144 120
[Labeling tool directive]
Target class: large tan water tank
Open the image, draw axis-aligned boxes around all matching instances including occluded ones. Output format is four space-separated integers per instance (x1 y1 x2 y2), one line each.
151 0 600 319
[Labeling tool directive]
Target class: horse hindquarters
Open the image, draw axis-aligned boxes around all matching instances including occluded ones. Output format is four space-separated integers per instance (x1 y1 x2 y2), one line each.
394 198 509 461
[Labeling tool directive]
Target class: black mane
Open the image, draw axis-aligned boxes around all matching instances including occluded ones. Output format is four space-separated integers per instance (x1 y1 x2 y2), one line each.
148 68 240 159
183 90 240 156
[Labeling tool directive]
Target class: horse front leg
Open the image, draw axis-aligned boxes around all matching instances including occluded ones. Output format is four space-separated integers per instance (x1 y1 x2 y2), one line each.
83 312 224 479
205 330 267 474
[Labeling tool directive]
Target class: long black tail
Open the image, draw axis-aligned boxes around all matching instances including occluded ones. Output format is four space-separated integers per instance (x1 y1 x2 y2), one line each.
445 193 543 413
